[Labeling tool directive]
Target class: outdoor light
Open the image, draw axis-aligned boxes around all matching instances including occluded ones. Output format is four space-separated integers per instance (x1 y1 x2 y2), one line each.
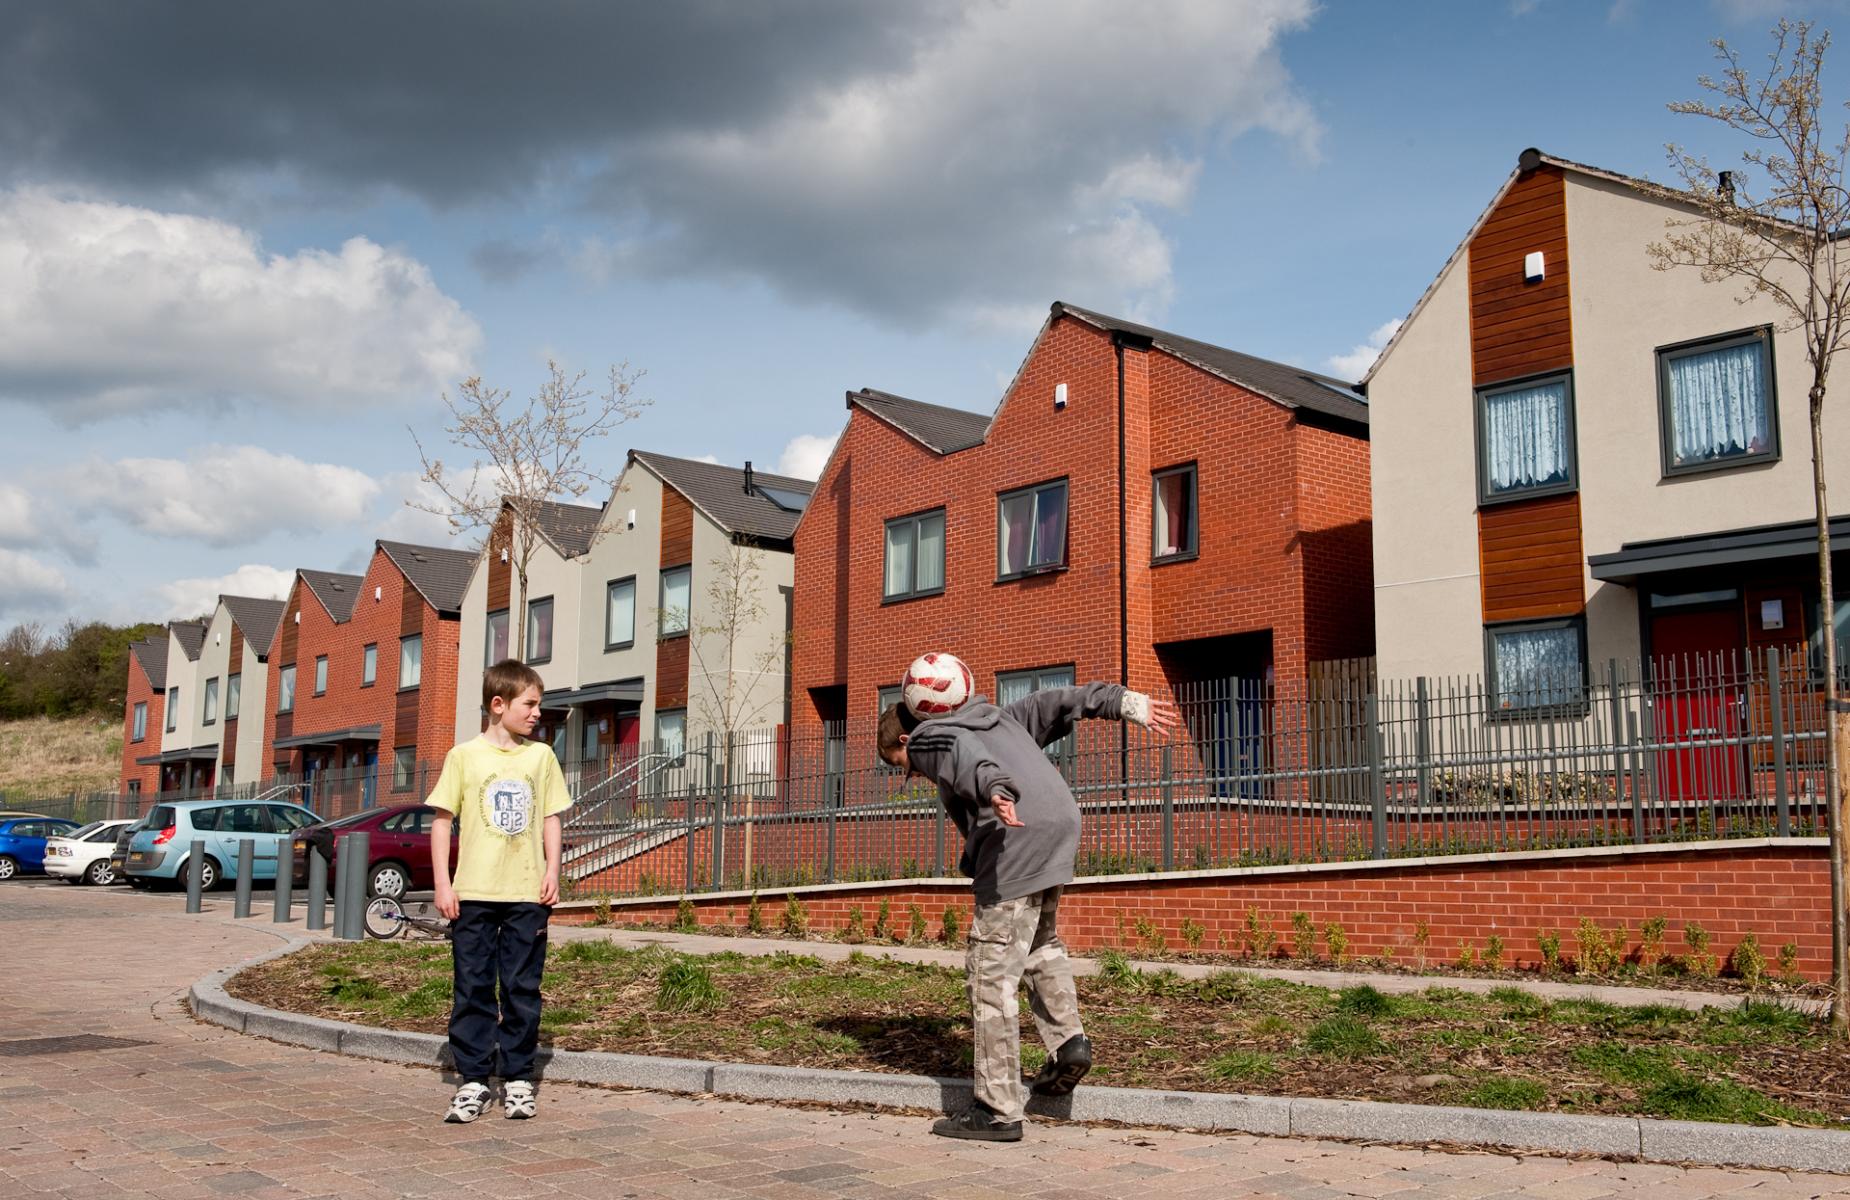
1054 383 1068 410
375 585 382 601
627 508 637 530
1524 251 1545 282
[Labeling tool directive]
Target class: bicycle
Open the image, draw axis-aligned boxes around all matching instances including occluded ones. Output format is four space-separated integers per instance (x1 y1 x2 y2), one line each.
362 896 453 941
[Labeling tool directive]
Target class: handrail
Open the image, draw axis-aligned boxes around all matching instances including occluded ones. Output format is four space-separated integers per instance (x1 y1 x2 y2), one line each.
566 752 682 827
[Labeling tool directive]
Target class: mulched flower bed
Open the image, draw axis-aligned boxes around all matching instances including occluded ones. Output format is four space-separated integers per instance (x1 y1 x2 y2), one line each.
228 939 1850 1128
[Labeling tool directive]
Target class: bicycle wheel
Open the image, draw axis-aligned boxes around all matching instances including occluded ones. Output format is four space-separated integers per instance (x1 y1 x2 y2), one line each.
363 895 406 939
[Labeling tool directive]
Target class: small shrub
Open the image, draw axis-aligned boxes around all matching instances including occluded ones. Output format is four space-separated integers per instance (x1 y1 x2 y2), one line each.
1731 931 1767 989
782 894 809 938
1135 917 1167 955
1304 1015 1385 1059
674 898 698 934
1324 922 1349 963
1604 925 1630 973
1115 911 1129 947
1640 915 1668 972
941 906 964 944
1574 917 1604 974
1180 918 1206 952
1455 943 1477 970
1244 907 1277 959
1538 929 1562 972
1779 941 1802 982
1683 922 1718 978
873 898 891 941
842 905 866 943
1413 918 1432 968
1483 933 1505 971
656 957 723 1011
590 896 612 927
745 893 765 935
1291 911 1317 960
908 904 928 943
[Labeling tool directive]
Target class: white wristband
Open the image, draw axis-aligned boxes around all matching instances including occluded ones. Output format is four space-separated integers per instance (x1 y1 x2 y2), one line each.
1121 690 1152 728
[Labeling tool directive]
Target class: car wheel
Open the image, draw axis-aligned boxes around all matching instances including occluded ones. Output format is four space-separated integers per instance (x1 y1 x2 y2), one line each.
86 859 117 886
0 855 17 880
189 856 220 892
368 861 410 900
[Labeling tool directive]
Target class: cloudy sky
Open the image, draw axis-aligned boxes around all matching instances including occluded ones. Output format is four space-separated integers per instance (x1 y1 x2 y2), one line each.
0 0 1833 627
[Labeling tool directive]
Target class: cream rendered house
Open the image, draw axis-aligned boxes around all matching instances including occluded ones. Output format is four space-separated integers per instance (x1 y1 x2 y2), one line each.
133 597 286 792
1366 149 1850 708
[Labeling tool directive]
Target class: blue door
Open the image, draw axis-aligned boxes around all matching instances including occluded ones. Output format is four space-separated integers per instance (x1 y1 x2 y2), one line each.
362 749 379 809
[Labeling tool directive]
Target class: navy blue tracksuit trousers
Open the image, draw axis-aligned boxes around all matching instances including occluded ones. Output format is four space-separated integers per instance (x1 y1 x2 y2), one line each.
448 901 550 1082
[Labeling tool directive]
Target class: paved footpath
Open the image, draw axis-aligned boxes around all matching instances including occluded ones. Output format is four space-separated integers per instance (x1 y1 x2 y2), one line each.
3 886 1849 1200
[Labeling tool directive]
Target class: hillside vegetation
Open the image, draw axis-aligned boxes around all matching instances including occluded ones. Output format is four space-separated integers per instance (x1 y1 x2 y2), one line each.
0 717 123 799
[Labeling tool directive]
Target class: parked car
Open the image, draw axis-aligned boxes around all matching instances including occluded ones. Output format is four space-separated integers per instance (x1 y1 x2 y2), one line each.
0 817 81 878
293 804 449 899
0 810 50 819
125 799 320 890
111 815 153 886
43 819 135 885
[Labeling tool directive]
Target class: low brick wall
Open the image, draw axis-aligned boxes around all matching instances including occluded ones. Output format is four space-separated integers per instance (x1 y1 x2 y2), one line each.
555 838 1834 982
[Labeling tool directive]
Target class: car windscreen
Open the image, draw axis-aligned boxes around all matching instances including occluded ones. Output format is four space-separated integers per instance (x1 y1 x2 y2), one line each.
63 821 105 840
313 810 377 833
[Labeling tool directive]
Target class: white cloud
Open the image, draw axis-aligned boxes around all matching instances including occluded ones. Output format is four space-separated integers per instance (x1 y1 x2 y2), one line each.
0 190 481 421
155 564 294 620
74 445 382 547
690 454 724 466
1325 319 1403 381
0 548 72 618
777 433 839 481
374 471 469 546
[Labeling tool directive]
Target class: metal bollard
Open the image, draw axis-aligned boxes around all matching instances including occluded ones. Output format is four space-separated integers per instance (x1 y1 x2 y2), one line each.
185 838 205 913
342 832 372 940
306 845 328 932
233 838 255 918
331 834 353 939
273 841 295 923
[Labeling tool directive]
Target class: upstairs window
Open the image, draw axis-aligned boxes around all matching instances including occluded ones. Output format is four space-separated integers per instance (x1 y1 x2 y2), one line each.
1485 617 1586 713
526 596 554 663
884 509 945 600
166 687 178 732
313 655 328 696
132 702 147 742
998 479 1068 579
659 566 691 637
485 610 509 667
361 644 377 687
203 677 219 726
1477 373 1576 503
225 674 241 721
606 578 636 649
277 666 295 713
1152 464 1198 560
399 635 423 690
1659 328 1778 474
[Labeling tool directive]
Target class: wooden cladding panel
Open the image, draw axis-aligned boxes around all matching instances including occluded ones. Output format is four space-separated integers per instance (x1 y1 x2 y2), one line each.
656 634 689 710
228 624 244 670
1468 166 1571 386
487 511 511 612
221 718 238 768
279 591 299 663
401 572 423 636
1478 493 1585 622
661 489 694 567
395 683 421 736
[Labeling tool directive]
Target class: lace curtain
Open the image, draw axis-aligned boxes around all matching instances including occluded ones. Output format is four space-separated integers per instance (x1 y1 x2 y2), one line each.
1484 379 1570 494
1493 626 1581 709
1666 340 1768 467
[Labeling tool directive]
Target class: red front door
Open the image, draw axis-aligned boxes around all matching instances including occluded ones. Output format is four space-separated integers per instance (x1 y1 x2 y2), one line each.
1650 606 1748 803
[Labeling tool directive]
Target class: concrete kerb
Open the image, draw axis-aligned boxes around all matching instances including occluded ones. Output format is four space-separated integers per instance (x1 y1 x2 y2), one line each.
188 942 1850 1174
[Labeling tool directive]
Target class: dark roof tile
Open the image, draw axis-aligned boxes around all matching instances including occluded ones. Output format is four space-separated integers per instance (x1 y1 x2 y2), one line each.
130 638 168 691
299 569 364 622
171 621 208 662
847 388 990 454
532 499 605 559
220 596 286 656
629 451 815 545
378 541 477 615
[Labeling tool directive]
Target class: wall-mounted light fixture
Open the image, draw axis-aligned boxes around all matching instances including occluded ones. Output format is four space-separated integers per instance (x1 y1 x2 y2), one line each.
1054 383 1068 411
1524 251 1545 283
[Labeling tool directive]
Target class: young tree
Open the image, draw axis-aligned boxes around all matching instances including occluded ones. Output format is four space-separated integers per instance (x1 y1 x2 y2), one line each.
1647 19 1850 1031
411 359 647 658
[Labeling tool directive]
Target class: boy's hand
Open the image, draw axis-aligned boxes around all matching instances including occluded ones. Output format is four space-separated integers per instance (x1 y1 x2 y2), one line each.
1145 697 1183 737
539 870 560 907
991 795 1024 827
434 883 459 921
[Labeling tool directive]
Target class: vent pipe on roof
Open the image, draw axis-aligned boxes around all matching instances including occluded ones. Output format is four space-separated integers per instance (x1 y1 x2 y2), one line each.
743 461 755 495
1517 147 1542 173
1719 171 1737 205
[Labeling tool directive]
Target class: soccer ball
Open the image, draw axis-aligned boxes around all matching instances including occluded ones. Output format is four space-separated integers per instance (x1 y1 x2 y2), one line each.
901 652 974 718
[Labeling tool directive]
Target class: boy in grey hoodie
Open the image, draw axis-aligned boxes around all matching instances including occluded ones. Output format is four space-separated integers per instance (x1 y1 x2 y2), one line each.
878 680 1178 1141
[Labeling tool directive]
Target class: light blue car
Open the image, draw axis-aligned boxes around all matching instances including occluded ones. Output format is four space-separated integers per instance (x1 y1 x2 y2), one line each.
125 799 320 890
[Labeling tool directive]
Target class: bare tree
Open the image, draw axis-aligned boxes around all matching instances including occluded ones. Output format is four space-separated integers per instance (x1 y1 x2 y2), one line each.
686 544 788 736
1647 19 1850 1031
411 359 647 658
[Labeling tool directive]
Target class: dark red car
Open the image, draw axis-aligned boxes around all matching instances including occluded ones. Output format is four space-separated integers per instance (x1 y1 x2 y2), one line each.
292 804 453 899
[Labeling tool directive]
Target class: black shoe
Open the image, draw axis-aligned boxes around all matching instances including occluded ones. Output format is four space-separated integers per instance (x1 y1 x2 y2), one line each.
931 1104 1023 1142
1029 1033 1092 1097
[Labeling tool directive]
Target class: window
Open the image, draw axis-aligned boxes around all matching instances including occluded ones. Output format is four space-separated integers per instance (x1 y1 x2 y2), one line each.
606 577 636 649
314 655 328 696
362 644 377 687
267 805 315 831
132 702 147 742
1476 372 1576 503
998 479 1069 578
127 780 141 798
1485 618 1587 712
393 747 416 792
997 666 1077 757
884 509 946 600
220 764 234 788
877 684 904 717
166 688 178 732
277 665 296 713
485 609 509 667
225 674 240 721
1153 464 1198 560
655 709 687 765
202 677 219 726
526 596 554 663
1658 327 1778 475
399 636 422 689
659 566 691 636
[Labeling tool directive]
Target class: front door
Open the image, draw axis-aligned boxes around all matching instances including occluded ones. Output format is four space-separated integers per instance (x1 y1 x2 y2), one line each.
1651 605 1748 804
362 749 378 809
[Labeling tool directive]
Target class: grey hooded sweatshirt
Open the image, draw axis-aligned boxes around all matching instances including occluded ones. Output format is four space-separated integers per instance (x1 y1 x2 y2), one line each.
904 682 1128 906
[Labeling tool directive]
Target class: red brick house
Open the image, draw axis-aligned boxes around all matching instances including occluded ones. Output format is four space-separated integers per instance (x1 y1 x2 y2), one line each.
261 541 472 812
790 302 1373 736
118 635 168 800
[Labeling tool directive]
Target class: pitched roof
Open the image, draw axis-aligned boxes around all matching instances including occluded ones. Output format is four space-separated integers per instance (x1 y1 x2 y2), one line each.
298 569 364 622
846 388 992 455
130 638 168 691
531 498 605 559
378 541 477 615
1053 303 1370 427
628 451 816 545
171 621 208 662
220 595 285 656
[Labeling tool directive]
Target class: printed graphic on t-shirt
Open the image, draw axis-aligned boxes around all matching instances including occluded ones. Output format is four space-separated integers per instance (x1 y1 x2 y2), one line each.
483 777 534 837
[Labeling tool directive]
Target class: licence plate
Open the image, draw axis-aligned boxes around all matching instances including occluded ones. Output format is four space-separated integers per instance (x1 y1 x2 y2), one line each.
53 846 71 856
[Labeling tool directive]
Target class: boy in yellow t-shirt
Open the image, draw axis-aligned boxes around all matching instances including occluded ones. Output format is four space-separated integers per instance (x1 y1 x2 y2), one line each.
428 659 571 1123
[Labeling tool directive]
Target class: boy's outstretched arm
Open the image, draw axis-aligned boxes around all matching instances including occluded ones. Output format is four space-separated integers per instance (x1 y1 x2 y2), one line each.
1004 682 1182 748
906 725 1025 828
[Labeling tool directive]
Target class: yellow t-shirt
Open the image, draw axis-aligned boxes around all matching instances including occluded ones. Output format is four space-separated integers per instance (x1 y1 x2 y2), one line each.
426 736 572 903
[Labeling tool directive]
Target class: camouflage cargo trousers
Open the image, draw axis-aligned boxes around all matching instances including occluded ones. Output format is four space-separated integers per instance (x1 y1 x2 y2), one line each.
966 886 1084 1123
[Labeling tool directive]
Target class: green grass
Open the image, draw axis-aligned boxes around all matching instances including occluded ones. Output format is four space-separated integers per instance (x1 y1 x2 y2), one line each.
1304 1016 1386 1059
656 957 723 1011
1462 1077 1548 1110
1207 1051 1280 1081
1336 985 1396 1017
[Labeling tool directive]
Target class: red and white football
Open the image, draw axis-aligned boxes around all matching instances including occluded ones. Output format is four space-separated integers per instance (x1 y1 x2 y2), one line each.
901 652 973 718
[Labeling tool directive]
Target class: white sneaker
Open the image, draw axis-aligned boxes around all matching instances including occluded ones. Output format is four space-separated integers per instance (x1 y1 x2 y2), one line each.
503 1079 536 1120
444 1081 492 1124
